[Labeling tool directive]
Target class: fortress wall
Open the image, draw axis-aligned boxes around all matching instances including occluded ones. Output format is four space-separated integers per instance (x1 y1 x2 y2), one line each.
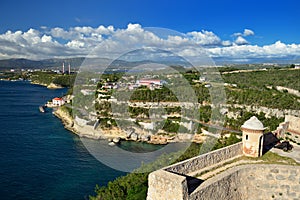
148 161 300 200
190 164 300 200
284 115 300 143
189 167 243 200
147 169 188 200
285 115 300 135
163 142 243 175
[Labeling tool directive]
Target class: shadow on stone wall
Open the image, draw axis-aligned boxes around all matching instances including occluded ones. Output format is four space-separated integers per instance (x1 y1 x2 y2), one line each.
171 171 204 194
263 132 279 154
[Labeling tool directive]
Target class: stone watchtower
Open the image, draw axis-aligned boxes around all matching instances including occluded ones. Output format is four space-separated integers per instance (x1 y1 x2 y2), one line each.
241 116 265 157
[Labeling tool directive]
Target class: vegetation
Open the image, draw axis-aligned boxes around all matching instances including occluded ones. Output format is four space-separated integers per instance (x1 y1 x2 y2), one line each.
129 86 179 102
90 135 242 200
60 105 73 117
212 133 242 150
222 68 300 110
199 105 212 123
52 74 76 87
243 151 299 165
128 107 150 118
21 66 296 199
225 109 284 132
0 71 29 80
30 71 76 87
222 68 300 91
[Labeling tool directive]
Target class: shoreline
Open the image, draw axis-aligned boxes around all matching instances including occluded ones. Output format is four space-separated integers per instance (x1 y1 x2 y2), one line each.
0 79 65 89
52 106 208 145
31 81 64 89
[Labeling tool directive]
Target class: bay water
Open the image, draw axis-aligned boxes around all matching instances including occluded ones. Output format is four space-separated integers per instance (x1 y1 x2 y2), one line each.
0 81 127 200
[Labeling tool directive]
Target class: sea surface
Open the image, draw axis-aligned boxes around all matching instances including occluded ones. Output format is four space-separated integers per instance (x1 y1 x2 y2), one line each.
0 80 188 200
0 81 129 200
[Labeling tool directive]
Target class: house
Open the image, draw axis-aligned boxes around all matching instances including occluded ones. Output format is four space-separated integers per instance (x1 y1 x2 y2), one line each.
52 97 65 106
137 79 162 86
136 79 165 89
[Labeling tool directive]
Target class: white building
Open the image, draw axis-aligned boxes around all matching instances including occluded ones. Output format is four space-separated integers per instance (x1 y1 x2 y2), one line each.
52 97 65 106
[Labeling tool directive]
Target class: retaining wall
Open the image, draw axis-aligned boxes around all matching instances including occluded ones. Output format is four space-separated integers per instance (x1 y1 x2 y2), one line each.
164 142 243 175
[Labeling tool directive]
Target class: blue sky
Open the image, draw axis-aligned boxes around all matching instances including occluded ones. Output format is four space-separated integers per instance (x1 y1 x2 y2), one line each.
0 0 299 62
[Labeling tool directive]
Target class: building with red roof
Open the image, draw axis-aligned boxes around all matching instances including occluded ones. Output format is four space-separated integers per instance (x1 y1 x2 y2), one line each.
52 97 65 106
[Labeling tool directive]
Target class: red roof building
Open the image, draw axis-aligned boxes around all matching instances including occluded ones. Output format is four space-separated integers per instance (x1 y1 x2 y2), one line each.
137 79 163 87
52 97 65 106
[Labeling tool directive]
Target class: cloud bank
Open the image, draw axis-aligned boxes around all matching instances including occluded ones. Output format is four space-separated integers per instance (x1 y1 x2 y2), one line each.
0 24 299 63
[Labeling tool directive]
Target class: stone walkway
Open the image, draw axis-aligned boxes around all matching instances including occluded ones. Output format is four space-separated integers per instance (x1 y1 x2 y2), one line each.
197 146 300 181
196 159 263 180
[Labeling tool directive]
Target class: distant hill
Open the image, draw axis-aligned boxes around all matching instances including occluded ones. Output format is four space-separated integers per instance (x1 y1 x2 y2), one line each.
0 57 85 70
0 56 192 72
0 56 296 72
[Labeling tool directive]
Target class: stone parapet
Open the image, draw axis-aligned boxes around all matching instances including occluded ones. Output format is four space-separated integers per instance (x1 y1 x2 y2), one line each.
164 142 243 175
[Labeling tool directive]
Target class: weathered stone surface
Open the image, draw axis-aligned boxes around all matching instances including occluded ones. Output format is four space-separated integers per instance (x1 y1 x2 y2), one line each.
147 170 188 200
191 165 300 200
270 168 279 173
266 174 274 180
108 141 115 146
140 134 150 142
164 142 243 175
130 132 138 141
276 175 285 180
148 164 300 200
112 137 120 143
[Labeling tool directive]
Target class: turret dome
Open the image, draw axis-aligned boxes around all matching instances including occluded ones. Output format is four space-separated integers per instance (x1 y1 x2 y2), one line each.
241 116 265 131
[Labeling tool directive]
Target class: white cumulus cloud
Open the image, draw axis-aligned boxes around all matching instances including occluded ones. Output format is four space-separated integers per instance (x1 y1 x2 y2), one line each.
235 36 249 45
0 24 299 63
243 29 254 36
187 30 221 46
234 28 255 37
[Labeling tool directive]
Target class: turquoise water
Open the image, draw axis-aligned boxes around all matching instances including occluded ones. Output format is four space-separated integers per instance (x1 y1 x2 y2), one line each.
0 81 126 200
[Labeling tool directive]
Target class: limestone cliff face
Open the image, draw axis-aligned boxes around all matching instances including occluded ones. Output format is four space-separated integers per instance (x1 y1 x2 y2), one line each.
47 83 63 89
30 81 63 89
225 104 300 119
53 107 74 128
31 81 48 87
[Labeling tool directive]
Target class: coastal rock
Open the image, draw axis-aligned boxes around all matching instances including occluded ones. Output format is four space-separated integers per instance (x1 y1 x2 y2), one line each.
47 83 63 89
126 132 132 139
150 135 168 144
130 132 139 141
108 142 115 146
113 137 121 143
140 135 150 142
125 128 135 138
54 107 73 127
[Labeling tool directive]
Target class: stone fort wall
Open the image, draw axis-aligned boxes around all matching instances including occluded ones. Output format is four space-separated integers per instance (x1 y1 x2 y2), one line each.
285 115 300 135
147 142 243 200
189 164 300 200
164 142 243 175
147 140 300 200
148 163 300 200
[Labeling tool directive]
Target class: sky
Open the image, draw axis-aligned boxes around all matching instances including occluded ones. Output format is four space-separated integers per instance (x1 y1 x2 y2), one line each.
0 0 299 63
